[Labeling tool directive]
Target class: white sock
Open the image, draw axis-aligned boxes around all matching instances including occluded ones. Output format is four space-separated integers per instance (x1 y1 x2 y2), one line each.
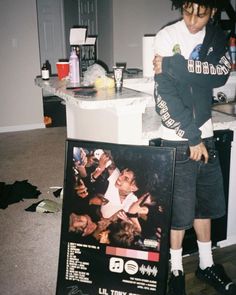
170 248 183 273
197 240 214 270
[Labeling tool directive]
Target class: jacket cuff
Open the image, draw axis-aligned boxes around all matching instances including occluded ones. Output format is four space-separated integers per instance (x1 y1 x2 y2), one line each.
188 136 202 146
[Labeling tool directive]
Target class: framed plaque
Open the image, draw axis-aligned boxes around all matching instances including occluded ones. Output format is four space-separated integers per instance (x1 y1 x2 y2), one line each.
56 139 175 295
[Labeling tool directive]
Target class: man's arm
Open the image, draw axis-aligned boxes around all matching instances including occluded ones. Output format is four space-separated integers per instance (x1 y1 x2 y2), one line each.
154 73 202 146
162 52 231 88
154 73 209 161
153 28 204 146
161 27 231 89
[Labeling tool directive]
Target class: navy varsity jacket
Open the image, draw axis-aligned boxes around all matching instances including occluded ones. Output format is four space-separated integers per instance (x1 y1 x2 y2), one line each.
154 22 232 146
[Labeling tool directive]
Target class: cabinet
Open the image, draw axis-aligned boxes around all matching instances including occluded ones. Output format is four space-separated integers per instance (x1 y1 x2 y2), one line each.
43 96 66 127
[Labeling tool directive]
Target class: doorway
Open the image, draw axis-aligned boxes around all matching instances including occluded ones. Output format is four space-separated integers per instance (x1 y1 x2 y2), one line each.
36 0 66 74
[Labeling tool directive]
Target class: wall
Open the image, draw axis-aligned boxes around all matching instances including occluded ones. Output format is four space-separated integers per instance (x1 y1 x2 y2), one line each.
112 0 180 69
0 0 44 132
97 0 180 70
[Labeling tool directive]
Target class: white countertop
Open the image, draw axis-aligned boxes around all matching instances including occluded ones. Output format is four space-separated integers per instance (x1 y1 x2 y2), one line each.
35 77 151 110
35 76 236 143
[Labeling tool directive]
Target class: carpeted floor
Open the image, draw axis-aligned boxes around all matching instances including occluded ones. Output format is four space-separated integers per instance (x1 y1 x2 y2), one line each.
0 126 235 295
0 127 66 295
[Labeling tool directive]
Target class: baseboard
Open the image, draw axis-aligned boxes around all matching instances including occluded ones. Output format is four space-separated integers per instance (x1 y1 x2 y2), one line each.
0 123 45 133
217 235 236 248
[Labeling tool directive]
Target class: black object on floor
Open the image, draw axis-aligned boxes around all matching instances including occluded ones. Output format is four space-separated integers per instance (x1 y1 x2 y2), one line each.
53 187 63 198
0 180 41 209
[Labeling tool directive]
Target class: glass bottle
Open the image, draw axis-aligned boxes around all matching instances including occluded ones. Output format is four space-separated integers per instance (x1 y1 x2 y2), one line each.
41 62 49 80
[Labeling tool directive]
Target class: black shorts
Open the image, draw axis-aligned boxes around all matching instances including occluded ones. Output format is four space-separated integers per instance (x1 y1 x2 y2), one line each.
160 137 226 230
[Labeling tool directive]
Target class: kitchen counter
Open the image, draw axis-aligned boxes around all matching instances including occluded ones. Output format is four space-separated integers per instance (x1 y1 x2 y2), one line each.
35 77 151 144
35 76 149 110
35 76 236 144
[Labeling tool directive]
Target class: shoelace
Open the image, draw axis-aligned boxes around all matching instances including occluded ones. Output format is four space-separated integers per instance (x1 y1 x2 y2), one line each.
206 265 231 288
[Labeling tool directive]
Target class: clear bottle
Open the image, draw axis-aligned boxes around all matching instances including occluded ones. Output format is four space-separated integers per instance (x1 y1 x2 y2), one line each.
69 49 80 84
41 62 49 80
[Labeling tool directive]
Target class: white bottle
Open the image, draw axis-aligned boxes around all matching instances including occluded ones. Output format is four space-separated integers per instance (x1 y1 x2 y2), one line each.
69 49 80 84
41 62 49 80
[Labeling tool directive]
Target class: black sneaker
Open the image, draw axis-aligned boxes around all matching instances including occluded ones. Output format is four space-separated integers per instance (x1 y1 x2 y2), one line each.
167 270 187 295
196 264 236 294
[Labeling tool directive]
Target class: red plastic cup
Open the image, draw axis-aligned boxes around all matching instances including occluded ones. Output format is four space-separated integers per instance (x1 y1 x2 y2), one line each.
56 62 69 80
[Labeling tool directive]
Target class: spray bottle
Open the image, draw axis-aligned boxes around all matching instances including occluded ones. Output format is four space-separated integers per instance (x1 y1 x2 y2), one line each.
69 49 80 84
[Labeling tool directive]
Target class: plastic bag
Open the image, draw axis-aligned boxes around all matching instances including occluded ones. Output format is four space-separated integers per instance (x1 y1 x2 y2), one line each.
83 63 107 85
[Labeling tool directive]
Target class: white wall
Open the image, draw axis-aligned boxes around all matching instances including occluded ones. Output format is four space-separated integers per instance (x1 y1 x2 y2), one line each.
0 0 44 132
97 0 180 70
112 0 180 68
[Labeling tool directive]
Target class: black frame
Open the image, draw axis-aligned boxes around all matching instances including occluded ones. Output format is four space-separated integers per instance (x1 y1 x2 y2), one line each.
56 139 175 295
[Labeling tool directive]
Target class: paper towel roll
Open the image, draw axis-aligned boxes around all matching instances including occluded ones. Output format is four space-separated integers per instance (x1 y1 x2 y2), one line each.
142 35 155 77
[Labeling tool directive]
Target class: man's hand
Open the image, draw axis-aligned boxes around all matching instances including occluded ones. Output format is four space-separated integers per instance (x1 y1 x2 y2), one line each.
75 179 89 198
189 142 209 163
98 153 111 171
153 54 163 74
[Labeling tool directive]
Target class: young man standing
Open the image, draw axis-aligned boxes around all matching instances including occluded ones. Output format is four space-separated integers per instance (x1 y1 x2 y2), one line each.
153 1 235 294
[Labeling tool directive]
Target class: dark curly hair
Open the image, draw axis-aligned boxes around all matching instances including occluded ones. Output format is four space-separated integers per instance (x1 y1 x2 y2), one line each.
171 0 228 11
